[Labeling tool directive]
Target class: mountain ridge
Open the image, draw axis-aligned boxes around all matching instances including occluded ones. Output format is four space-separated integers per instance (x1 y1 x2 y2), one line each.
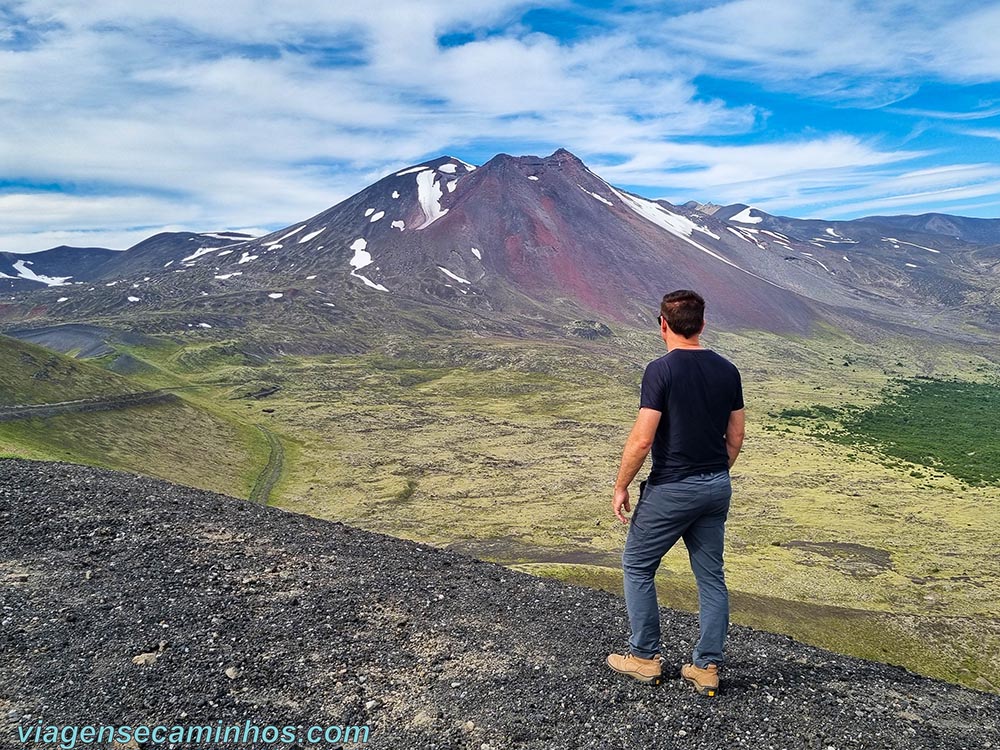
2 149 999 347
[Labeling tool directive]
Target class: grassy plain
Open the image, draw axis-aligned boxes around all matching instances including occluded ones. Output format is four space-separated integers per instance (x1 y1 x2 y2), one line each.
3 324 999 690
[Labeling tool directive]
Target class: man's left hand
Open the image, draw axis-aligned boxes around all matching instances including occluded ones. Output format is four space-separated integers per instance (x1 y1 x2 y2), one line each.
613 486 631 524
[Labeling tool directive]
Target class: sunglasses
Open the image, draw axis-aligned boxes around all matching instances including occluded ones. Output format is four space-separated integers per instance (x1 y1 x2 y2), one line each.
657 315 663 326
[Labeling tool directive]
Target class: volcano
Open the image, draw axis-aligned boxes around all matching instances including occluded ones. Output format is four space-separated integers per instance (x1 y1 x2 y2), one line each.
4 150 1000 342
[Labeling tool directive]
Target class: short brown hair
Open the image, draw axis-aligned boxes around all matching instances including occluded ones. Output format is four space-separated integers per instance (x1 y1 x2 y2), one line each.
660 289 705 338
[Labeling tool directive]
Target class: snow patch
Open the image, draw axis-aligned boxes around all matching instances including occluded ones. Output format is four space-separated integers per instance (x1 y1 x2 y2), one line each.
815 227 857 244
299 228 325 243
609 187 721 242
391 220 405 231
392 190 400 199
396 165 429 176
438 163 458 173
127 296 140 302
369 211 385 223
350 247 373 270
438 266 470 284
580 185 613 206
446 180 457 193
182 246 218 262
306 274 317 280
198 322 213 328
843 256 851 262
350 238 368 251
200 232 251 241
238 253 259 264
217 249 234 256
364 208 375 217
730 207 762 224
807 257 832 272
268 293 283 299
884 237 940 254
415 170 448 228
760 229 789 241
905 263 918 268
471 247 481 260
274 225 306 243
353 273 388 292
57 297 69 302
214 272 242 280
13 260 71 286
610 187 774 282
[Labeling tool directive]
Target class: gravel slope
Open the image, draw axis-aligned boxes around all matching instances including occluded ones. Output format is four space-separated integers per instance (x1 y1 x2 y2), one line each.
1 459 997 750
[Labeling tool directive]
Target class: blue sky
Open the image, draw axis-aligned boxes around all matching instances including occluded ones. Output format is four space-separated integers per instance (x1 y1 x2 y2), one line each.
2 0 1000 252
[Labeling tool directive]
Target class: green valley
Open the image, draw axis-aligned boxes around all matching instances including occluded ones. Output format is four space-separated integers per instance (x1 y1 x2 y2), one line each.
3 322 996 691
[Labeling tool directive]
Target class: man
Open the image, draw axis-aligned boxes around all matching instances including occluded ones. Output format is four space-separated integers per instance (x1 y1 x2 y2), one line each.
606 289 745 697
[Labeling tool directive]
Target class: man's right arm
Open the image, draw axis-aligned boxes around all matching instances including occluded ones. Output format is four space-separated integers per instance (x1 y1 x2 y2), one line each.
726 408 745 468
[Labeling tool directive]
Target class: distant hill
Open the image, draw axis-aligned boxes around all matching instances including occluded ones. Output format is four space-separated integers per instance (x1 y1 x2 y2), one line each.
0 333 139 406
0 246 119 290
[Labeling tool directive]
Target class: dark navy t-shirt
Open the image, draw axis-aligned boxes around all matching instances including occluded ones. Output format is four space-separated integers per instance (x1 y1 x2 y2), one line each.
639 349 744 485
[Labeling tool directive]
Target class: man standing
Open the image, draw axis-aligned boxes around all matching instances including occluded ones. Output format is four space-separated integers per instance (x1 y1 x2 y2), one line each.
606 290 745 697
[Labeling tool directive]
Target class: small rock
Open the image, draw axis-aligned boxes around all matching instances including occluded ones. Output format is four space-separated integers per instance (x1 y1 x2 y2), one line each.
463 720 476 731
412 710 435 728
131 651 159 667
224 666 242 680
132 640 167 667
365 699 379 710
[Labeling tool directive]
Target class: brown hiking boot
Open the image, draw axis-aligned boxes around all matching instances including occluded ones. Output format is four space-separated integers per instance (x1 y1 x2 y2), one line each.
681 663 719 697
606 652 663 685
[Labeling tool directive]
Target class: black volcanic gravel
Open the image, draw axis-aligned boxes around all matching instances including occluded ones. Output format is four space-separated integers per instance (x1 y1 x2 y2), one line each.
1 459 997 750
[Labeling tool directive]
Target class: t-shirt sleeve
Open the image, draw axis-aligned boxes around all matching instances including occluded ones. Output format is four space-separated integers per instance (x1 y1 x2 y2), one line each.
639 361 669 411
732 368 745 411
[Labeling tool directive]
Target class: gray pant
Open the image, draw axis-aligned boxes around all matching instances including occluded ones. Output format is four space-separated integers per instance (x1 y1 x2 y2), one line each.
622 470 732 667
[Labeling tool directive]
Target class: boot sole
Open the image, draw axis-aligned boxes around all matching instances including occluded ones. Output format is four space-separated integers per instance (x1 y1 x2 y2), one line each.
607 662 663 685
682 676 718 697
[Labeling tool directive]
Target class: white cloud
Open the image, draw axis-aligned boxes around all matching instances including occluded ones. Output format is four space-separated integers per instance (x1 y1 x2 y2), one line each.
655 0 1000 89
0 1 997 250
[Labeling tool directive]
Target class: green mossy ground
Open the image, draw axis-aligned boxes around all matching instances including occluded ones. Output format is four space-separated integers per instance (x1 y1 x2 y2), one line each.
778 377 1000 486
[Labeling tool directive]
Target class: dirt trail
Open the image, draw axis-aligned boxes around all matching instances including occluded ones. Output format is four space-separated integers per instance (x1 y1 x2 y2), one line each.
248 425 284 505
0 390 178 422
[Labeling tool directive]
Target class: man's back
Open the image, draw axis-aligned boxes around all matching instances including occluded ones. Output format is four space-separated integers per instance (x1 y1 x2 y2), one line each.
640 349 743 484
608 289 745 693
